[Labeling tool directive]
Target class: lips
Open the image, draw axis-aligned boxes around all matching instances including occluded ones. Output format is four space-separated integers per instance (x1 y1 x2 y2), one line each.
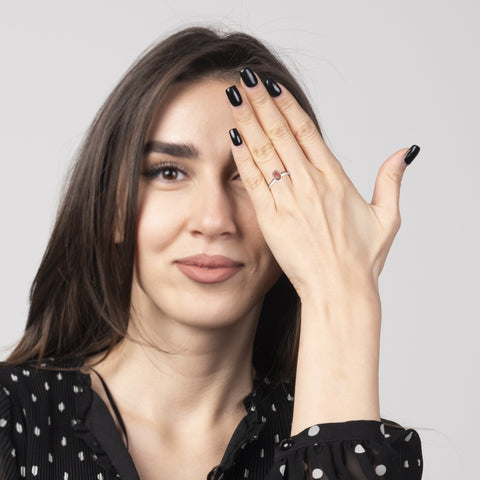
175 254 244 284
175 254 243 268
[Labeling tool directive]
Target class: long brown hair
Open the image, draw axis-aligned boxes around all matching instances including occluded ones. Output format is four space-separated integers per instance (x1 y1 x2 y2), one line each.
2 26 322 385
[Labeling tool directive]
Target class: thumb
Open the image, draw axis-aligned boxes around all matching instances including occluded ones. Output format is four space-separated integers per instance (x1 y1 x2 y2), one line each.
371 145 420 211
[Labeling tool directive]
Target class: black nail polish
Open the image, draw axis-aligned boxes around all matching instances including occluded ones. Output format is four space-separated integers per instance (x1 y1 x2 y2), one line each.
240 68 258 88
229 128 242 146
226 86 242 106
404 145 420 165
264 79 282 97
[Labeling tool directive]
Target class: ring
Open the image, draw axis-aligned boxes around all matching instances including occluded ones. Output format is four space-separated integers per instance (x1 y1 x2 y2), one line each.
268 169 291 189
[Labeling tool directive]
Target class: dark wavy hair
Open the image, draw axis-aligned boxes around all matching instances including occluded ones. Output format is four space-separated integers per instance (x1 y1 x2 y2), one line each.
2 25 322 385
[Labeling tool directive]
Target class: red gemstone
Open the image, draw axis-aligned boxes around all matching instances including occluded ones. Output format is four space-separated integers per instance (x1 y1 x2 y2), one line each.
273 170 281 180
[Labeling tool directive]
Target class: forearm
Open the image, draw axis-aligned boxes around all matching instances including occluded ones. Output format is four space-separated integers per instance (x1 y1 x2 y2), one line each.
291 285 382 437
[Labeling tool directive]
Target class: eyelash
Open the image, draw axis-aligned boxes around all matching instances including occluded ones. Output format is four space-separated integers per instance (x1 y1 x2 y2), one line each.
142 161 241 183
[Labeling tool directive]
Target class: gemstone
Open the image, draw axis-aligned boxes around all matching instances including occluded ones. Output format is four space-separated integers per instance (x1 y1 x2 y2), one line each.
273 170 281 180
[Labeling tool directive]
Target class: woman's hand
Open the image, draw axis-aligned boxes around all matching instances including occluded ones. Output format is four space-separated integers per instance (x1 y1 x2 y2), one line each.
226 68 419 301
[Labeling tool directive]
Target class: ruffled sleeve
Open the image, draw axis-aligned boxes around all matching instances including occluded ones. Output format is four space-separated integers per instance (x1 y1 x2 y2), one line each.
0 386 20 479
266 419 423 480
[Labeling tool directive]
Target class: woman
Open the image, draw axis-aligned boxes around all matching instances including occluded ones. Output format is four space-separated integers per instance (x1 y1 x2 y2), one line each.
0 26 422 479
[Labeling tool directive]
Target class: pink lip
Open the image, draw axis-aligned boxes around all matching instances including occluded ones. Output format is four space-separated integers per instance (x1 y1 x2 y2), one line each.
175 254 244 284
176 263 242 284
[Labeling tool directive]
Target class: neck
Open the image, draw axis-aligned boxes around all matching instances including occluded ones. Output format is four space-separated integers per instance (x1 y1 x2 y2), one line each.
84 304 261 431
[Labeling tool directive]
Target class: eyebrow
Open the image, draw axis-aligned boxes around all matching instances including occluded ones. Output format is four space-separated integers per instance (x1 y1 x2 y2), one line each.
144 140 235 163
144 140 200 159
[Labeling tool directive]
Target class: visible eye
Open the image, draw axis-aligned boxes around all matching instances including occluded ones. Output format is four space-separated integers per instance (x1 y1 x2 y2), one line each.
141 161 187 182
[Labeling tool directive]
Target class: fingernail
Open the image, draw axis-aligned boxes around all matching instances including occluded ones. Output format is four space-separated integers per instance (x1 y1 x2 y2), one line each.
240 68 258 88
226 85 242 106
229 128 242 146
264 79 282 97
404 145 421 165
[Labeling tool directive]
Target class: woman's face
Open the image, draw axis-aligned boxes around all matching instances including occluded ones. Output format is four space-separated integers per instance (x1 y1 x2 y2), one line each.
131 78 282 330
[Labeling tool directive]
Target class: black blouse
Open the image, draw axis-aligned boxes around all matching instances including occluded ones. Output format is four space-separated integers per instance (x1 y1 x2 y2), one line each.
0 357 423 479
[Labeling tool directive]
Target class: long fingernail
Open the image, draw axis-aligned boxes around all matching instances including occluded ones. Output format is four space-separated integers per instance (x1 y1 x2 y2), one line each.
404 145 421 165
264 79 282 97
226 86 242 106
240 68 258 88
229 128 242 146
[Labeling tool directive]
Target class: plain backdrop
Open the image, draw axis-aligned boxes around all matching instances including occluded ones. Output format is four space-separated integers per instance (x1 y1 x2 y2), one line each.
1 1 478 478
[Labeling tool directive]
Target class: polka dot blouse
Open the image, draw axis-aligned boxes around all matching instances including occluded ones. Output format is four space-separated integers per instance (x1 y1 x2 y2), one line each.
0 357 423 479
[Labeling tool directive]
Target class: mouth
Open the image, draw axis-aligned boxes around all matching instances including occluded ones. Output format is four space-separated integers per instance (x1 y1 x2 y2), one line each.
175 263 243 284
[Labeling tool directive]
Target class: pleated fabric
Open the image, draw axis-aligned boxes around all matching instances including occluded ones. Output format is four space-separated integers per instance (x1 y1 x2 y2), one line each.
0 358 422 479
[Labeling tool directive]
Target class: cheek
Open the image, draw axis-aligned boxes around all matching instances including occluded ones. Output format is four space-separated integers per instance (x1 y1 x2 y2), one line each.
135 191 182 257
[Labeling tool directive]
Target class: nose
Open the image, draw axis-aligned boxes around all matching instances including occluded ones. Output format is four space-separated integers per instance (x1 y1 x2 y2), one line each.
187 180 237 239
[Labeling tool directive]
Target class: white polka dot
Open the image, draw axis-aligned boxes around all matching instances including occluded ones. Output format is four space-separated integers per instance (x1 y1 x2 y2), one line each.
22 408 26 417
61 436 67 446
417 459 421 466
64 473 69 480
10 374 18 382
57 372 63 380
0 418 7 428
16 423 23 433
260 448 264 458
20 466 25 477
243 468 249 478
44 382 50 391
404 460 409 468
11 448 15 457
31 393 37 402
97 474 103 480
274 433 280 443
308 425 320 436
404 431 413 442
34 426 40 436
261 416 266 423
375 464 387 476
48 416 51 426
312 468 324 479
73 385 79 393
78 451 85 461
31 465 38 476
48 453 53 463
384 434 390 438
3 387 10 396
22 369 30 376
58 402 65 412
380 424 385 435
271 403 277 412
354 444 365 454
287 393 294 401
279 464 286 476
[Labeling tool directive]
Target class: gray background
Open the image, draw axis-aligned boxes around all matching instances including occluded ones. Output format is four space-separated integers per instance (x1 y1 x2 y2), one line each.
1 1 478 477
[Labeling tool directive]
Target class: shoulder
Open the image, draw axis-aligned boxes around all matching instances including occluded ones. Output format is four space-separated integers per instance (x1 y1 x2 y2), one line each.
0 357 85 410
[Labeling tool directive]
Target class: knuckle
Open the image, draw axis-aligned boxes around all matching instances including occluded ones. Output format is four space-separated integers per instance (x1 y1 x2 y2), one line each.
387 171 403 186
252 142 276 163
266 122 292 142
244 173 265 191
235 107 254 125
250 91 270 108
293 118 318 142
280 96 298 114
392 212 402 231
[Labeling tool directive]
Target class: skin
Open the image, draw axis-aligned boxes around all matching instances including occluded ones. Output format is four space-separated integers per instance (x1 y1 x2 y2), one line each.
226 70 414 433
83 78 283 479
84 70 415 477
